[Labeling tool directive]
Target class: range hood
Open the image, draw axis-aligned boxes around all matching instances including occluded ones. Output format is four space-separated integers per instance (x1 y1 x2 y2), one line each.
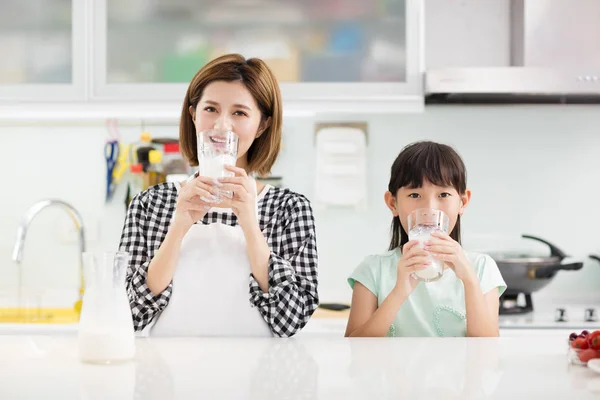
426 0 600 104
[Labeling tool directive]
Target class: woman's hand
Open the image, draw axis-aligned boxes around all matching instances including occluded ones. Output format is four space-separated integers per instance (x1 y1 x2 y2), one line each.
425 231 476 283
217 165 258 230
172 175 217 233
395 240 430 295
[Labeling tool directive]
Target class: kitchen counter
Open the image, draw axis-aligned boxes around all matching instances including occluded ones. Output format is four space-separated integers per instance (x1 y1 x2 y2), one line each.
1 335 599 399
2 300 599 337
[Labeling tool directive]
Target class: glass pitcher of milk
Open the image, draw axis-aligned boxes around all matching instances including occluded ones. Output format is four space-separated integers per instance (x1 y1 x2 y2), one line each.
78 251 135 364
407 208 450 283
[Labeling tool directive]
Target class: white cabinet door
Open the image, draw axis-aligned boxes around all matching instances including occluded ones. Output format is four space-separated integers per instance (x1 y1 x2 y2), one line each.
92 0 423 114
0 0 85 102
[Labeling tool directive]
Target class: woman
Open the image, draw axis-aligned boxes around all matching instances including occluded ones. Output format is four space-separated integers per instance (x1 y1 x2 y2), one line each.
119 54 319 337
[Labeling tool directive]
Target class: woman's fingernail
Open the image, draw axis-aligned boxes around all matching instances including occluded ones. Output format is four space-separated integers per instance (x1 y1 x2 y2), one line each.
213 179 222 186
204 205 211 210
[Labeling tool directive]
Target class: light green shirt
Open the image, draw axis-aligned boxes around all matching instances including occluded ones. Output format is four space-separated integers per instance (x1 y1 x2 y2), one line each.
348 249 507 337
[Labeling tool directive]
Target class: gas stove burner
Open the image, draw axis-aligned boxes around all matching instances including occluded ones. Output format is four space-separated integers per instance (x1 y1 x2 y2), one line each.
499 293 533 315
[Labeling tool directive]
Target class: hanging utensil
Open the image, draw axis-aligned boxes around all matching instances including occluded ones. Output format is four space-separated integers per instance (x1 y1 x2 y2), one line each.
104 119 121 202
105 141 119 202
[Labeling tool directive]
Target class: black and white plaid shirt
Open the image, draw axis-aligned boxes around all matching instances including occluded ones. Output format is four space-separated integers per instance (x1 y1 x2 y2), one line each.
118 182 319 338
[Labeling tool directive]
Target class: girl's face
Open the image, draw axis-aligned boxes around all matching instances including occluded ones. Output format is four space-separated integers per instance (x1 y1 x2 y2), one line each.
385 179 472 234
189 80 270 170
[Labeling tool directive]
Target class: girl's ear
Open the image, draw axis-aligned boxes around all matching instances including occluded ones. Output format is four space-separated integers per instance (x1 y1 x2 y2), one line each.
459 189 472 215
384 191 398 216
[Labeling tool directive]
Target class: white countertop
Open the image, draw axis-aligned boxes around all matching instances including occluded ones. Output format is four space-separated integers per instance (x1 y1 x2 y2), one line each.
1 335 599 399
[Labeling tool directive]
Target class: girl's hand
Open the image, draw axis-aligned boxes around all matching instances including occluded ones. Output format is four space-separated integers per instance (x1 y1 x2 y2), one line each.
425 231 476 283
173 175 217 233
395 240 431 295
216 165 258 230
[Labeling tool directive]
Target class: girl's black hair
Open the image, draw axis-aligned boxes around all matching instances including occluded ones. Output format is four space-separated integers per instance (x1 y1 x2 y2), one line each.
388 141 467 250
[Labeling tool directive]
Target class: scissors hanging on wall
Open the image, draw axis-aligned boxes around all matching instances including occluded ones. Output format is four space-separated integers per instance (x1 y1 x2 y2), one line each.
105 119 121 202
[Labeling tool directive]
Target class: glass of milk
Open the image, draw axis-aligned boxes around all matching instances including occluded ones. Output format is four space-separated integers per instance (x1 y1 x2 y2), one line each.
197 129 239 202
407 208 450 282
78 251 135 364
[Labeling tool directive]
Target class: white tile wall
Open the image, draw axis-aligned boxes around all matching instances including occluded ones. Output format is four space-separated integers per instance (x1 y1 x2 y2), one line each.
1 105 599 308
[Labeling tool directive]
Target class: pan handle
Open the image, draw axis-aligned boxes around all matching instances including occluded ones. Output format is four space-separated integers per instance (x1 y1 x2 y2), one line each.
528 262 583 279
590 255 600 263
522 234 568 260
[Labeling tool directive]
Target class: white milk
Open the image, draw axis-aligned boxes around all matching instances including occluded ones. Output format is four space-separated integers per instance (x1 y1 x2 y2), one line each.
77 286 136 364
199 154 236 201
78 330 135 364
199 154 234 178
408 226 444 282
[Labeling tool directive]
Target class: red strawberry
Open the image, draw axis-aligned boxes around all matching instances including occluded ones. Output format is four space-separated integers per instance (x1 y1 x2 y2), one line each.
579 349 600 363
587 330 600 350
572 337 589 350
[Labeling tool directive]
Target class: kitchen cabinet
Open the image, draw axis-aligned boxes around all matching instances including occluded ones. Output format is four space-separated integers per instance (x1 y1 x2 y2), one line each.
0 0 424 119
425 0 510 69
0 0 86 101
93 0 424 114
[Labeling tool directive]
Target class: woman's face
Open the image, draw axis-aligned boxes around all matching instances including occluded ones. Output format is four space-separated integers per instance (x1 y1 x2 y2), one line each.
385 179 471 234
190 80 269 169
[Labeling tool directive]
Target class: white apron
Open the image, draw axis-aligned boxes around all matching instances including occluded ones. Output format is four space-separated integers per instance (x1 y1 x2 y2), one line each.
151 181 273 337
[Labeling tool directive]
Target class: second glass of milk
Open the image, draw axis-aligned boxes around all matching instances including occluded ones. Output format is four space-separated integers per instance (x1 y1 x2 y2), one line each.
407 208 450 283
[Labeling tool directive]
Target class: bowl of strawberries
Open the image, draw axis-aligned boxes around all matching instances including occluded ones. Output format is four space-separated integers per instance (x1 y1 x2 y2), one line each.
568 329 600 366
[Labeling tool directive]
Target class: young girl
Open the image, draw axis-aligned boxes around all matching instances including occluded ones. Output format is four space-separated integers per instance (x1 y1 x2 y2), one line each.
345 141 506 337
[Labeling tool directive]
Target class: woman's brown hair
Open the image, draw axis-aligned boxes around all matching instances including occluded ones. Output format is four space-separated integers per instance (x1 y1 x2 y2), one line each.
388 141 467 250
179 53 282 176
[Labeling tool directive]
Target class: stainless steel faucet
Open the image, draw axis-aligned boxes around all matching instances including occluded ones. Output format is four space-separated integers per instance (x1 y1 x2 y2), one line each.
10 200 86 320
12 200 86 294
13 199 86 263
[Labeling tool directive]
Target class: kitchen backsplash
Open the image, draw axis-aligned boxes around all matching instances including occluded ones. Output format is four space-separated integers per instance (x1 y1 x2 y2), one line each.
1 105 599 307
